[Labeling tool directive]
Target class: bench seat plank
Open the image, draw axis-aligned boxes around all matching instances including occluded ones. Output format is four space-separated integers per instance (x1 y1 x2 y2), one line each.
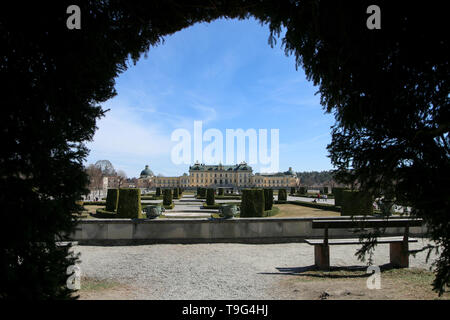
311 219 423 229
305 237 418 246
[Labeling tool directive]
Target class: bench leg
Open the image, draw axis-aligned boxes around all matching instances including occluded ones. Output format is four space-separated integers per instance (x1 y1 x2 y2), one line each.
314 244 330 270
390 242 409 268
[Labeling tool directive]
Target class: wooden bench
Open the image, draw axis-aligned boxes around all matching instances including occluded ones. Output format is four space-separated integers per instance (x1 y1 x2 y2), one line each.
305 218 423 270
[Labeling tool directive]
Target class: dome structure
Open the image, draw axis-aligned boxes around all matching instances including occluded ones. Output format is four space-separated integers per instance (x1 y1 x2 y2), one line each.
140 165 154 178
284 167 295 176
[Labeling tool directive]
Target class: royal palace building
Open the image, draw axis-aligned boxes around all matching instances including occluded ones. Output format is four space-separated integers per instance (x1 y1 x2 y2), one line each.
136 162 299 190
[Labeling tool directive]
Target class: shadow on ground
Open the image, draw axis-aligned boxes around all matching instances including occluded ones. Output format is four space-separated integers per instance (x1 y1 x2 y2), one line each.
259 263 398 279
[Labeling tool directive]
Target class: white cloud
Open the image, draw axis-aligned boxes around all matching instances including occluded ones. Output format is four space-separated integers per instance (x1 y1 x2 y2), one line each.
85 99 174 176
192 104 217 124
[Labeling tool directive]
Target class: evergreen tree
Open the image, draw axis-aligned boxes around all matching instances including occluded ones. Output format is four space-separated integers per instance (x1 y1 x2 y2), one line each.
2 0 447 297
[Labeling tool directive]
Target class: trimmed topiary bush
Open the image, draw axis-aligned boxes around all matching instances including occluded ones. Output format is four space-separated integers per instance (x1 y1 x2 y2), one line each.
206 188 215 205
173 188 179 199
156 187 161 197
197 187 206 198
163 189 173 206
290 187 296 195
218 188 224 196
241 189 265 217
323 186 329 194
332 187 345 206
341 190 373 216
117 188 144 219
105 188 119 212
278 189 287 201
263 188 274 211
298 186 306 195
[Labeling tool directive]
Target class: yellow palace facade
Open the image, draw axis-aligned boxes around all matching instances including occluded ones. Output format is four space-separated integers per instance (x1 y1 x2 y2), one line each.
136 162 299 190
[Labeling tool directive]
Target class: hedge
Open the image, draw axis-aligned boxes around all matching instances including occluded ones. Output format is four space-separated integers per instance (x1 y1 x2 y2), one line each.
206 188 215 206
278 189 287 201
95 208 118 218
288 200 341 212
332 187 346 206
173 188 179 199
105 188 119 212
81 201 106 206
341 190 373 216
241 189 265 217
117 188 144 219
263 188 273 211
215 195 241 200
156 187 161 197
163 189 173 206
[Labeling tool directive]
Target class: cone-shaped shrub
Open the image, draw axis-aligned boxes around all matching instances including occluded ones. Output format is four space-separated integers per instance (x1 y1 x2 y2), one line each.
298 186 306 195
323 187 329 194
206 188 215 205
197 187 206 198
278 189 287 201
263 188 273 211
173 188 179 199
290 187 296 195
155 187 161 197
241 189 265 217
218 188 224 196
117 188 143 218
163 189 173 205
105 188 119 212
332 187 345 206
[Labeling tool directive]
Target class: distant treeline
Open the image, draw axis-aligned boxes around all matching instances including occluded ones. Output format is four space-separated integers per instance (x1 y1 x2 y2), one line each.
295 170 344 187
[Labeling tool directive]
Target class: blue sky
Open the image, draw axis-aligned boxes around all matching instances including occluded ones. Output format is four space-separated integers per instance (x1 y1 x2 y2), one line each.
85 17 335 178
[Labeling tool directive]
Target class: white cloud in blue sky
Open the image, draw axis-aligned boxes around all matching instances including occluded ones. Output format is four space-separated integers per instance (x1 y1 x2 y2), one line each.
85 17 335 177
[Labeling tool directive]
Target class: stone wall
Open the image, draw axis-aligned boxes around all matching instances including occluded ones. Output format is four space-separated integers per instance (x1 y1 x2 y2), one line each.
69 217 428 245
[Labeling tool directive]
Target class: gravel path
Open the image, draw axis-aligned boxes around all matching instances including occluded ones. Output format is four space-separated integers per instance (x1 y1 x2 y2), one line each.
73 238 438 300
